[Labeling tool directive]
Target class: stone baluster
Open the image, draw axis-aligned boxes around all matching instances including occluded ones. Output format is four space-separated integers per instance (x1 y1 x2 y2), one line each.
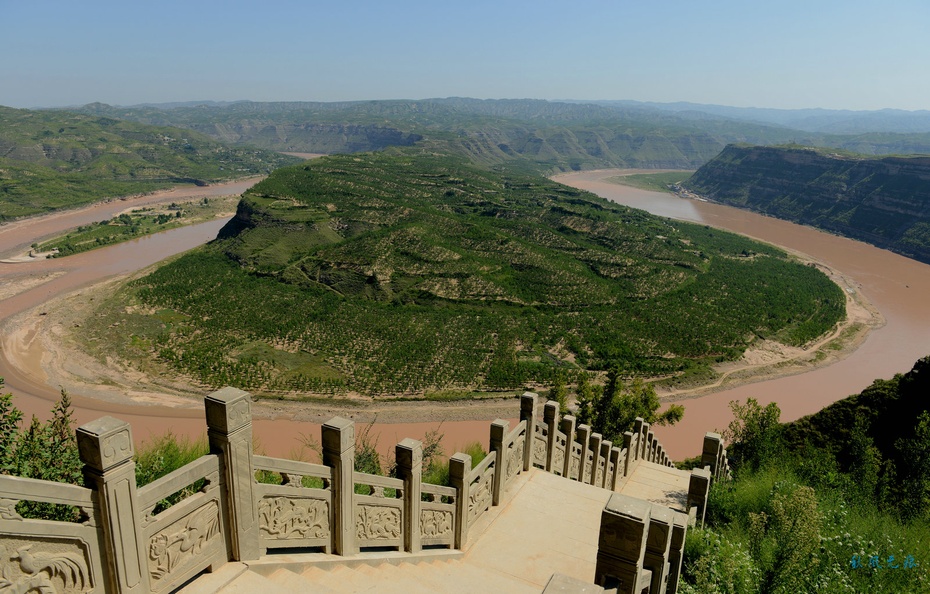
560 415 576 478
520 392 538 472
396 438 422 553
490 419 508 505
644 505 674 594
449 453 472 549
77 417 148 593
576 424 592 483
600 441 613 489
544 401 560 473
687 467 712 528
205 387 259 562
322 417 356 556
595 493 652 593
666 512 689 594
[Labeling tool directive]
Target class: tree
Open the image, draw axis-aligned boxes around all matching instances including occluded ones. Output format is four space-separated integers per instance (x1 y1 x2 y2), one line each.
724 398 782 471
574 368 683 444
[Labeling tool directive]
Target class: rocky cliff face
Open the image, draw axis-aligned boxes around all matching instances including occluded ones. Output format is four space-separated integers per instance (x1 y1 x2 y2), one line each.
683 145 930 263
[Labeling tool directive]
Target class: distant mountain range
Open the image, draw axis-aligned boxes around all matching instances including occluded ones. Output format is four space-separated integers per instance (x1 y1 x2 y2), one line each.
581 100 930 135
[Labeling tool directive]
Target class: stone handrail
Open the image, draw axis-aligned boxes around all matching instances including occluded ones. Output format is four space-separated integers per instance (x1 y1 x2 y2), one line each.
0 387 691 593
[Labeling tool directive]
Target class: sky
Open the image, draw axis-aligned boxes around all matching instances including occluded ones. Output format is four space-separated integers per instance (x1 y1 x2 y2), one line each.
3 0 929 112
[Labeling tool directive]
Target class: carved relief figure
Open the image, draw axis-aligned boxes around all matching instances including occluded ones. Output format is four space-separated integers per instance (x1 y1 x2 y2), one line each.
420 510 453 538
0 543 90 594
467 473 492 522
149 502 219 584
533 436 548 466
507 440 524 480
259 497 329 540
355 505 401 541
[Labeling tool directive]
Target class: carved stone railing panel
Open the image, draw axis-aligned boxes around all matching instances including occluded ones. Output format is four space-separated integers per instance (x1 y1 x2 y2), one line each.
582 450 595 484
144 495 224 593
465 453 496 526
353 472 404 550
420 484 455 548
253 456 333 551
532 421 549 469
502 421 527 490
569 443 582 481
0 534 97 594
139 457 225 594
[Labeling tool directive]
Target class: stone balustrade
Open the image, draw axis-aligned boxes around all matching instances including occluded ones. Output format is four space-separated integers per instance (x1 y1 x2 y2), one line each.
0 388 690 593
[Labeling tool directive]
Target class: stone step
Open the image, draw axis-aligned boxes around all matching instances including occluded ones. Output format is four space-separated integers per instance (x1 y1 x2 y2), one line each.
216 569 283 594
268 567 340 593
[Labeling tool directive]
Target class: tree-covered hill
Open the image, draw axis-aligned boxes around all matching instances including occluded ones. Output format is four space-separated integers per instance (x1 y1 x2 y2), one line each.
682 144 930 264
0 106 300 220
82 151 844 396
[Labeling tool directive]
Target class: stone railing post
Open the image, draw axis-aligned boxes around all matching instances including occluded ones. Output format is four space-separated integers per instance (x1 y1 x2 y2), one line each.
520 392 538 472
322 417 356 556
701 432 722 479
589 433 603 486
205 387 259 562
576 424 592 483
600 441 613 489
77 417 148 593
644 505 674 594
595 493 652 593
687 468 712 528
449 453 472 549
560 415 576 478
667 512 689 594
544 401 560 473
632 418 644 460
648 432 657 463
609 447 622 490
396 438 422 553
622 431 634 476
641 423 651 459
490 420 508 506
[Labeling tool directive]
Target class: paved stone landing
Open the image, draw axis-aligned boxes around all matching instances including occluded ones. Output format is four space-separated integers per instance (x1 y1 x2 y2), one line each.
616 461 690 513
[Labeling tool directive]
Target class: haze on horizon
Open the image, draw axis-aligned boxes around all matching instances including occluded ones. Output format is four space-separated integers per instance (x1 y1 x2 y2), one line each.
2 0 928 113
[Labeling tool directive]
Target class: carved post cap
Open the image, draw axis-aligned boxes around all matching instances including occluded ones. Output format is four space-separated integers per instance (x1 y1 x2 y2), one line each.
321 417 355 454
449 452 472 479
577 424 591 438
490 419 509 442
600 494 652 561
646 505 675 550
204 387 252 434
521 392 538 414
77 416 134 472
702 432 722 454
396 438 423 469
543 400 559 422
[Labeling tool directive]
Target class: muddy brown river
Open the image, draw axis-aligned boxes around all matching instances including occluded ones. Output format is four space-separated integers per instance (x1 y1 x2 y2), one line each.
1 172 928 459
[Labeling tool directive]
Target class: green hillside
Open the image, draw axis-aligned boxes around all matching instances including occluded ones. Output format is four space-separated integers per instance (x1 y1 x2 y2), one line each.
681 357 930 592
682 144 930 264
80 151 844 396
0 106 300 220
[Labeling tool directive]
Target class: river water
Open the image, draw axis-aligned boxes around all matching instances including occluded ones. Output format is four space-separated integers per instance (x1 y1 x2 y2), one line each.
554 170 930 456
1 173 927 459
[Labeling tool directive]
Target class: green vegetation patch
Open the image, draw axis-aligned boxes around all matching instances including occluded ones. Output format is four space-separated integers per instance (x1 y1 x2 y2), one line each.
604 171 693 193
0 106 300 220
81 151 844 396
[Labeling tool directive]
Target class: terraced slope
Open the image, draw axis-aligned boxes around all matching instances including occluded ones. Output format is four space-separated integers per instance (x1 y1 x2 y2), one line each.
85 152 844 396
0 106 300 220
683 144 930 263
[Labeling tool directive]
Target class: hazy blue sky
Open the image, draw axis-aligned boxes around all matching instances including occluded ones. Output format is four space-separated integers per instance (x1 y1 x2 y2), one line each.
3 0 928 111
